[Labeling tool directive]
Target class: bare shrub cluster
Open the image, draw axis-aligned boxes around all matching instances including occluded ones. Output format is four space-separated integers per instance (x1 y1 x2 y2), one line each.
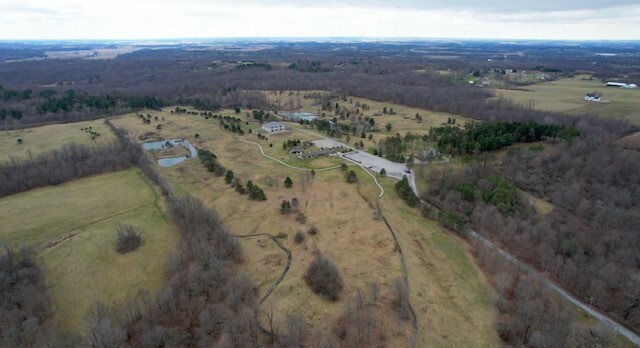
115 224 143 254
304 254 343 301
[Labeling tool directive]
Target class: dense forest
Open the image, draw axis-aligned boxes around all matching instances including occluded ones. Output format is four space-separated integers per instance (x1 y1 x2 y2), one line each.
421 141 640 332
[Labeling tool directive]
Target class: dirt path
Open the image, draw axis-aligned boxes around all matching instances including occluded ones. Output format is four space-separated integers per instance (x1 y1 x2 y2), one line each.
238 138 342 172
232 232 292 335
243 131 418 347
340 156 418 348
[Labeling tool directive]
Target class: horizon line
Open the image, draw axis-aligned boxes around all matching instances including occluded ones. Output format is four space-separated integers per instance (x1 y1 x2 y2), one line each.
2 37 640 44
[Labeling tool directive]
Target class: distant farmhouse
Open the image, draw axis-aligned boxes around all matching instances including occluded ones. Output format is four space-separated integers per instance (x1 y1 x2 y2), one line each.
607 82 638 89
585 93 601 102
262 121 286 133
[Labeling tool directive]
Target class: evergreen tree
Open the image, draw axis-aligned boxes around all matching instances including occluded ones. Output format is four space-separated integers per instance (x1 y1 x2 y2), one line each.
280 200 291 214
224 170 234 184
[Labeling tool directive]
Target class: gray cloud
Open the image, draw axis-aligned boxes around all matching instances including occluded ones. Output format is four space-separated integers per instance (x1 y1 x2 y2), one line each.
1 3 83 20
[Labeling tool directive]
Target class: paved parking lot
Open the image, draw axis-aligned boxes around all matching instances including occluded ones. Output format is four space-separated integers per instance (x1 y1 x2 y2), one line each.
342 151 409 179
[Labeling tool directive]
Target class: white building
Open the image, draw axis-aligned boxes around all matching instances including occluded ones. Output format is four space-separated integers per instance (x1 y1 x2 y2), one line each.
262 121 285 133
607 82 638 88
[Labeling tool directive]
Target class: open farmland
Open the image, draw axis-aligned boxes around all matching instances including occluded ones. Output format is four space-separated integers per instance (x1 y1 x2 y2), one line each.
0 169 177 335
496 76 640 125
112 107 499 346
0 118 114 162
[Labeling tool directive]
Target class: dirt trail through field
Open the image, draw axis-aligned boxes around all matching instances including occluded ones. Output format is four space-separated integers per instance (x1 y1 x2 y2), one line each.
242 133 418 347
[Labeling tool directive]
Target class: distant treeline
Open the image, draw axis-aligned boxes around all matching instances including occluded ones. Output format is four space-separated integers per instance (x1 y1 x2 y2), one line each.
0 50 635 143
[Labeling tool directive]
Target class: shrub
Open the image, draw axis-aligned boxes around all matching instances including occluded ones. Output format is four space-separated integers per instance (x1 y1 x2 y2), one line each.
284 176 293 188
247 181 266 201
115 224 143 254
340 163 348 171
224 170 234 184
304 254 343 301
307 225 318 235
346 170 358 183
379 168 386 176
295 212 307 224
395 175 420 207
280 200 292 214
294 231 305 244
392 278 411 321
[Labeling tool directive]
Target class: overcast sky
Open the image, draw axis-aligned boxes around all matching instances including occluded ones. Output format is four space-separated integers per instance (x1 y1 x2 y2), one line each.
1 0 639 40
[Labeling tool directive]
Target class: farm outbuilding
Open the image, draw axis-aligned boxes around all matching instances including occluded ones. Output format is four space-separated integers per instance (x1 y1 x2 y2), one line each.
607 82 638 89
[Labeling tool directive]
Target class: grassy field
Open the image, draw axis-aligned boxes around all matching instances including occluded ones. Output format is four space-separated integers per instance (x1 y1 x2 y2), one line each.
113 108 499 346
0 169 177 335
378 177 500 347
0 118 115 162
496 76 640 125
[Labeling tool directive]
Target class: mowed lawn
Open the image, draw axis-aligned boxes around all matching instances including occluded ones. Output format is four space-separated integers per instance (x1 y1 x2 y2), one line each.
0 169 177 334
0 118 115 162
496 77 640 125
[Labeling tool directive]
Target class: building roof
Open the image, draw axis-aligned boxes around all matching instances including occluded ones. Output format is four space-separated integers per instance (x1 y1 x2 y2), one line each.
288 146 304 153
586 93 600 98
262 121 284 129
299 148 336 159
607 82 628 87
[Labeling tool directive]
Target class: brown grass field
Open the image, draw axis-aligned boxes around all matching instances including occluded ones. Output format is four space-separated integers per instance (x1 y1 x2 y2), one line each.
112 107 500 346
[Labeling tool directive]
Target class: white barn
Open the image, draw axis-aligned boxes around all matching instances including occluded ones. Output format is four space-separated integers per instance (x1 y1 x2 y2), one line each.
607 82 638 89
262 121 285 133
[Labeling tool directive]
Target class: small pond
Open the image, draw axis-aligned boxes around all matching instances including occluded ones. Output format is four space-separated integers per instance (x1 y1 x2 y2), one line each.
280 111 318 122
142 139 198 167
